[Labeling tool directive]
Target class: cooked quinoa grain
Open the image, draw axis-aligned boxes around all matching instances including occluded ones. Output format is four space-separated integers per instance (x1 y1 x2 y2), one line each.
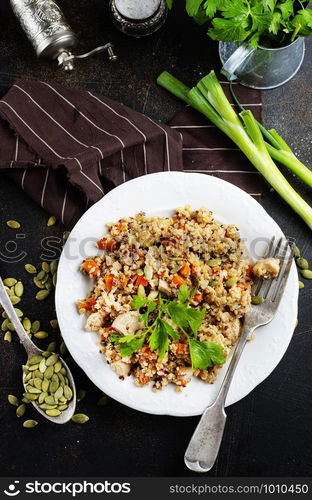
77 207 254 390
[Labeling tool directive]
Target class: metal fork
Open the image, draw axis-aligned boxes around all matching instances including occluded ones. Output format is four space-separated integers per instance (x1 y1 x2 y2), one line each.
184 237 295 473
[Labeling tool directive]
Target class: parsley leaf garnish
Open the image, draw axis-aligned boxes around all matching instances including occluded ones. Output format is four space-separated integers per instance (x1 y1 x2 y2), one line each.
112 286 226 370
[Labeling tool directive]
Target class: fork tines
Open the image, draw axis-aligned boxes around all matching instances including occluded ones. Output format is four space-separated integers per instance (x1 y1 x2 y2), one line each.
253 236 295 305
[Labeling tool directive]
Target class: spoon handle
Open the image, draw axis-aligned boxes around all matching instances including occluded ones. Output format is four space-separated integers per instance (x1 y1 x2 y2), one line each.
0 277 36 355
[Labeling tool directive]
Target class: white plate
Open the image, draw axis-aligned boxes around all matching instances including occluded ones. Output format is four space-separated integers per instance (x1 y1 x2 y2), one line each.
55 172 298 416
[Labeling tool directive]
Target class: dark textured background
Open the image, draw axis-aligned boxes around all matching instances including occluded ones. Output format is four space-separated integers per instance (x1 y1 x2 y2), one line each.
0 0 311 478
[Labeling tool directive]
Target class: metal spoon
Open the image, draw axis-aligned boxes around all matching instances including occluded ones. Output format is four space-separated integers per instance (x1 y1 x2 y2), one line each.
0 277 76 424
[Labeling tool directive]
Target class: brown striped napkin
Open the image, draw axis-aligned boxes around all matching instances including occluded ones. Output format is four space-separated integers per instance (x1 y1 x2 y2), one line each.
0 79 263 228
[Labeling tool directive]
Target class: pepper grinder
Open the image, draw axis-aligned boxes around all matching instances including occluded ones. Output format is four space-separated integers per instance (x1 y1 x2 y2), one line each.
109 0 168 37
10 0 117 71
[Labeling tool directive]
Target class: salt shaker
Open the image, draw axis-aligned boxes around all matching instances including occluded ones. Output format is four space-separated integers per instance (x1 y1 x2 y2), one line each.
10 0 117 71
109 0 168 37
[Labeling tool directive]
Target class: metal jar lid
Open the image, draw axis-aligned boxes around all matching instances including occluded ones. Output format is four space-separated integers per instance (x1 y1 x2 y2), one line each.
109 0 168 37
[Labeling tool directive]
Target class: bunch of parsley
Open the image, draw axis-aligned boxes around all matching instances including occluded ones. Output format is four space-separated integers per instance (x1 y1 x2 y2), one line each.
111 285 226 370
167 0 312 47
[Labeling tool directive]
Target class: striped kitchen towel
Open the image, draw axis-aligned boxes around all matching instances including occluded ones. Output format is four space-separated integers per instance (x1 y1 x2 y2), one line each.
0 79 263 228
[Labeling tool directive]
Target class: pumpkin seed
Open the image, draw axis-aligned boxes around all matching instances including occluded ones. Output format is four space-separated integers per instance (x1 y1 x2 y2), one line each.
36 270 46 281
3 278 17 287
4 331 12 342
42 351 51 358
225 277 238 287
2 311 7 318
45 395 56 405
54 361 62 373
10 295 21 305
28 364 39 371
7 322 15 331
206 259 221 266
14 282 24 297
33 378 42 390
25 264 37 274
42 379 50 392
41 274 49 284
52 274 57 287
60 342 67 356
26 385 41 394
8 394 19 406
294 245 300 258
45 279 53 291
296 257 309 270
40 403 57 410
50 260 58 275
46 353 59 366
1 319 9 331
24 373 32 383
47 216 56 227
63 231 70 241
38 392 48 405
6 220 20 229
72 413 89 424
298 281 305 289
29 355 43 365
97 395 109 406
301 269 312 280
33 277 45 289
49 319 58 329
58 404 68 411
251 295 265 305
34 370 43 380
60 367 67 375
27 379 34 386
58 396 67 404
47 341 57 352
16 404 26 418
23 419 38 428
4 286 12 296
46 409 61 417
23 392 38 401
54 386 63 400
147 290 158 300
14 308 23 318
31 320 40 333
137 284 145 297
77 389 87 402
23 318 31 330
39 359 46 373
144 265 153 281
34 331 49 339
22 398 30 404
45 366 54 379
64 385 73 401
42 262 50 273
49 380 59 393
36 290 50 301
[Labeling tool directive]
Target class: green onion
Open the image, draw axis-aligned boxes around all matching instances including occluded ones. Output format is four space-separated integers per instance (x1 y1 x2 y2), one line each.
157 70 312 230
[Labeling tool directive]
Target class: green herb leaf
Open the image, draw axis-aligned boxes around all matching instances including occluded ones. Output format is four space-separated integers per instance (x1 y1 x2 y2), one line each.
159 319 179 340
188 338 226 370
119 336 145 357
131 295 148 310
178 284 190 303
140 301 157 326
158 321 170 360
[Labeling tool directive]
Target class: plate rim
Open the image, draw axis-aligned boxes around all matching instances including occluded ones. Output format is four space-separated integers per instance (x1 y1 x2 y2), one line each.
55 171 298 416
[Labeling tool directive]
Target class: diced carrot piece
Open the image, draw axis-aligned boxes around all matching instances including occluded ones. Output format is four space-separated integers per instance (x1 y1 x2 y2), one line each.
116 222 126 232
135 275 148 287
121 276 129 287
177 343 187 354
180 261 191 277
193 292 203 303
171 275 186 288
78 297 96 310
81 259 99 276
246 264 254 278
138 374 150 385
104 274 115 292
97 237 116 251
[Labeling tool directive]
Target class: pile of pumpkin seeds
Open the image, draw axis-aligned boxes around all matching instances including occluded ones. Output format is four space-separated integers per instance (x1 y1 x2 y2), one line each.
23 351 73 417
294 245 312 286
25 259 59 299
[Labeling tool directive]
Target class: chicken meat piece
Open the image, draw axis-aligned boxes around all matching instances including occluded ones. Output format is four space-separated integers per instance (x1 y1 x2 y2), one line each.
112 311 144 336
85 312 104 331
111 358 131 378
253 258 280 279
158 279 172 296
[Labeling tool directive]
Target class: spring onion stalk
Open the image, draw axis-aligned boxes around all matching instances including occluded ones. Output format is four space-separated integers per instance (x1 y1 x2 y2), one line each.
229 83 312 187
157 70 312 230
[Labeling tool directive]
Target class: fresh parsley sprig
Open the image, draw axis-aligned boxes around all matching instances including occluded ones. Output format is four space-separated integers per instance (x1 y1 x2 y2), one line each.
111 285 226 370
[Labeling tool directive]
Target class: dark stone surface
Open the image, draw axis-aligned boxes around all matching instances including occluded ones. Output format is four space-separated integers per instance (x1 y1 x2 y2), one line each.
0 0 311 478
